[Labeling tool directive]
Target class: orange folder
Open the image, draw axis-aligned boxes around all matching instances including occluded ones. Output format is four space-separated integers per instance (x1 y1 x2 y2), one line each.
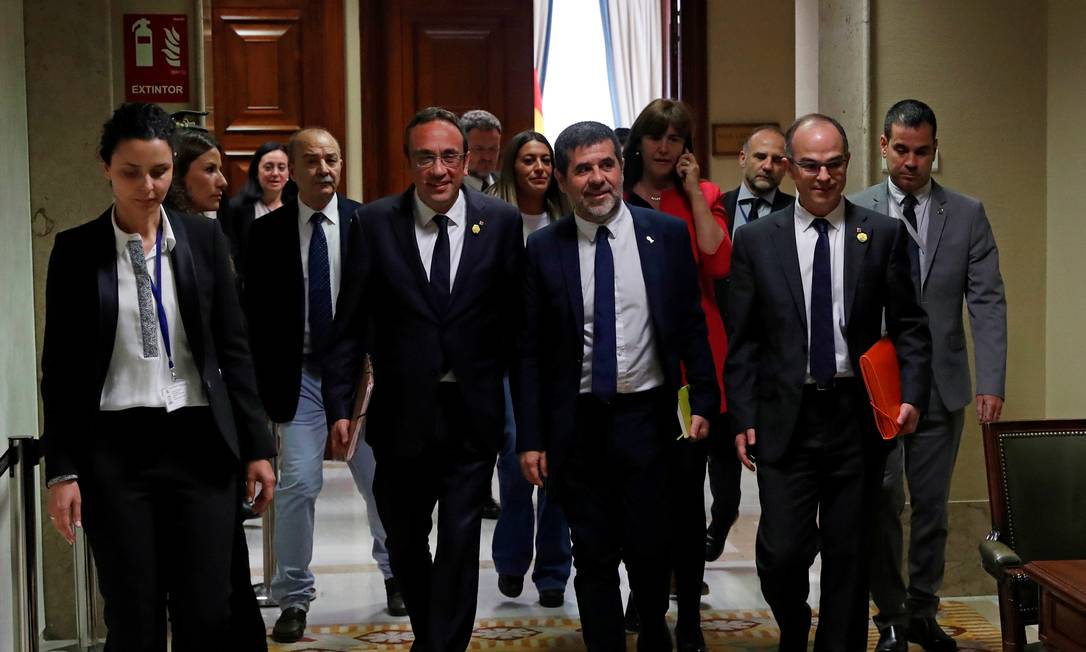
325 354 374 462
859 336 903 440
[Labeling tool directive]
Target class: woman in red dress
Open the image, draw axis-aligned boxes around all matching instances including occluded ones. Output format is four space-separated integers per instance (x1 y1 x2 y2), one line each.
622 98 732 652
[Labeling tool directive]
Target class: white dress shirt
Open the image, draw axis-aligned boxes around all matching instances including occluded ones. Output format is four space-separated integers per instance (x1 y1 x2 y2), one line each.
298 195 342 356
886 178 933 281
521 211 549 245
794 200 853 380
733 182 780 230
576 202 664 394
100 207 207 410
254 200 273 219
462 173 496 192
415 189 468 382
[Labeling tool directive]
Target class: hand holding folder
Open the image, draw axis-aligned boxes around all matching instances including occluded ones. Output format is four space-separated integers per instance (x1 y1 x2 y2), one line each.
859 336 904 440
326 354 374 461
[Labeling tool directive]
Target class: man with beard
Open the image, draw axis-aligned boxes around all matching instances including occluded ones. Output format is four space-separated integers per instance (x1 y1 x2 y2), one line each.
515 121 718 651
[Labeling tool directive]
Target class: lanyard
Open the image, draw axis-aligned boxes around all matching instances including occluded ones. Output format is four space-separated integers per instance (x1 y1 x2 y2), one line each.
145 222 176 380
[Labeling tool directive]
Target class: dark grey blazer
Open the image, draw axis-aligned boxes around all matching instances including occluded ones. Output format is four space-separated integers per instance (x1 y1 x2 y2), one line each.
849 180 1007 410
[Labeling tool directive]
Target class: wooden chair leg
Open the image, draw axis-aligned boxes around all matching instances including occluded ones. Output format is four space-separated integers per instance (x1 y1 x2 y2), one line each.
997 581 1027 652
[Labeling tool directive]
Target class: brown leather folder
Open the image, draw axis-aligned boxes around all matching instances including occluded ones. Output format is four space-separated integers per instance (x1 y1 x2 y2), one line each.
325 354 374 461
859 336 903 440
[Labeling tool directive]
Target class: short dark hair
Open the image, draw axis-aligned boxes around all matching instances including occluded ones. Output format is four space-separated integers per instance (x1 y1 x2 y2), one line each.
404 107 468 157
553 121 621 177
784 113 849 159
742 124 785 153
622 98 695 192
98 102 175 163
883 99 937 140
166 128 221 213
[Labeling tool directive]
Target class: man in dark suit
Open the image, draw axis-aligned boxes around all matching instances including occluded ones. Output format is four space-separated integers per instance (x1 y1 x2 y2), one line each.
515 121 719 652
725 114 931 651
245 128 401 642
851 100 1007 652
707 124 796 562
323 107 522 651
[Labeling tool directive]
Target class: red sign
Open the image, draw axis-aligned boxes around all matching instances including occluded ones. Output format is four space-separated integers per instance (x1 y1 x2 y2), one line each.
123 14 189 103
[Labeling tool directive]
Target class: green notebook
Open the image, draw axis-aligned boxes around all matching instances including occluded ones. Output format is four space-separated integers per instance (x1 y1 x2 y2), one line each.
677 384 693 440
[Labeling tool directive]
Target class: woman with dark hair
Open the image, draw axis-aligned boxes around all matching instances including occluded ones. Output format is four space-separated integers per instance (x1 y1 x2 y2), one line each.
623 98 731 652
41 102 275 650
486 130 573 607
223 142 294 270
166 128 228 216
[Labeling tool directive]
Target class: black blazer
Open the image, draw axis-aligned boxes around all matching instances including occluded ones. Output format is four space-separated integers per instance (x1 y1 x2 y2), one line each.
515 204 719 477
722 186 795 237
40 208 275 482
322 187 523 456
243 196 361 423
724 200 931 464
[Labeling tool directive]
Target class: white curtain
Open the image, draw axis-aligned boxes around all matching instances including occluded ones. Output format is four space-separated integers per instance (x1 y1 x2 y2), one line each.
603 0 663 128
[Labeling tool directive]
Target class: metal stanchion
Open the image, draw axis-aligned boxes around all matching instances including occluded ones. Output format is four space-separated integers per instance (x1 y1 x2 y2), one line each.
8 435 41 652
73 528 102 650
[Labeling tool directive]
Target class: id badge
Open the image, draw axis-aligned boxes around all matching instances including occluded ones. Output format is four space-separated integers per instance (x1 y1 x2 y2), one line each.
161 380 190 412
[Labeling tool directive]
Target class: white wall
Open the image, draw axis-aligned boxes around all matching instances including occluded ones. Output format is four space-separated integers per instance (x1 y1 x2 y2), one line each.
1 0 41 648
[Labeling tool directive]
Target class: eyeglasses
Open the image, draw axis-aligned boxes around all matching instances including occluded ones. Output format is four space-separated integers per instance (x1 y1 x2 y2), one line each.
792 156 848 174
411 153 467 169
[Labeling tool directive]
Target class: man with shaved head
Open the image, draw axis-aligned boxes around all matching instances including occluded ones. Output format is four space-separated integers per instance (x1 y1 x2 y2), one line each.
244 128 403 642
725 114 931 651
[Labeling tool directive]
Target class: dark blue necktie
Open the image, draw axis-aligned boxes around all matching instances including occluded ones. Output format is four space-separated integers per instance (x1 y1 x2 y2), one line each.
809 218 836 385
591 225 617 402
308 213 333 356
745 197 762 223
902 193 922 289
430 214 451 314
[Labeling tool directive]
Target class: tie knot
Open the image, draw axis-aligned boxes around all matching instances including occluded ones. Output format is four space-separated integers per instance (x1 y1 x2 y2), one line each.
595 225 611 243
812 217 830 235
433 213 449 229
903 194 918 210
310 212 325 226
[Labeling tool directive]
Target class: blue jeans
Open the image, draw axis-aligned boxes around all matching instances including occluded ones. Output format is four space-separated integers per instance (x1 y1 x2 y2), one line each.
492 378 572 592
271 366 391 610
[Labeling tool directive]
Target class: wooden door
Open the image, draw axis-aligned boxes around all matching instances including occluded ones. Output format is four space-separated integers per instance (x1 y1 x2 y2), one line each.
211 0 346 192
361 0 534 201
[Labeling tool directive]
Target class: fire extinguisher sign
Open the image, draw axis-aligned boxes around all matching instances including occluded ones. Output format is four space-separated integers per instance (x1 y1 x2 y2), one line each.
123 14 189 103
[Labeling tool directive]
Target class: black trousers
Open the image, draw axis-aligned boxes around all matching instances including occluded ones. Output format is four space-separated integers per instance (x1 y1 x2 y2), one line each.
706 412 742 542
81 407 240 652
372 384 495 652
559 388 676 652
754 382 886 652
671 432 710 637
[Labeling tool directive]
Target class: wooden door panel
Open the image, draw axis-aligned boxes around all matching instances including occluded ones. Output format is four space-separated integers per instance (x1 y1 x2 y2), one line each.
363 0 533 201
212 0 345 193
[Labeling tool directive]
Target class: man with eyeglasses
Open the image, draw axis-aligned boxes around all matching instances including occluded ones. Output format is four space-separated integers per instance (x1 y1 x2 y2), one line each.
322 106 522 651
850 99 1006 652
725 113 931 651
706 124 796 565
460 109 502 193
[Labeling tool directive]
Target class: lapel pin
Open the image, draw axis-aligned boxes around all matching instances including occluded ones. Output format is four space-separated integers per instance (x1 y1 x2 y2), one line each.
646 235 655 244
471 223 482 235
856 230 869 243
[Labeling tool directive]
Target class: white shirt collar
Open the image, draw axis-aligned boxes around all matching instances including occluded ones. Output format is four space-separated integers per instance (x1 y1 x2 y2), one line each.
737 181 777 206
574 200 631 242
111 205 176 256
413 187 467 228
298 193 339 227
886 177 932 206
794 197 846 232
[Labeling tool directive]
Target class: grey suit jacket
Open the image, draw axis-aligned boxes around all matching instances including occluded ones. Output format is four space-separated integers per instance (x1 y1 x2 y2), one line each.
848 180 1007 411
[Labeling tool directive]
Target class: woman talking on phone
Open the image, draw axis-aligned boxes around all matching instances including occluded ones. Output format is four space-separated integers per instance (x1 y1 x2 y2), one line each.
622 98 731 652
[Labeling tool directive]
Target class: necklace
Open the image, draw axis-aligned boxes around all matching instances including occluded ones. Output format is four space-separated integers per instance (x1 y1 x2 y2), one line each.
649 192 661 202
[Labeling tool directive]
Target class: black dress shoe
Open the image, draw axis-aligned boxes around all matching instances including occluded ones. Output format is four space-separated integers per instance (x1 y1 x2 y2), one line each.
704 527 726 562
498 574 524 598
676 627 707 652
908 616 957 652
623 594 640 633
875 624 908 652
539 588 564 608
482 494 502 519
271 606 307 643
385 577 407 617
